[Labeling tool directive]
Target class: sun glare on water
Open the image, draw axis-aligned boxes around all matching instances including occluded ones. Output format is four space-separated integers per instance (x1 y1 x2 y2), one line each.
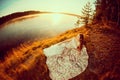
51 14 63 25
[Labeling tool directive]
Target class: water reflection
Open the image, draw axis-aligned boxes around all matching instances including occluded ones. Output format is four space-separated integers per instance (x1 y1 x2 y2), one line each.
0 13 78 53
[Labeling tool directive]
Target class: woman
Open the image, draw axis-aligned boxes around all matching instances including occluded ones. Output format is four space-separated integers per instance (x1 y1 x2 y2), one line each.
77 34 85 51
44 34 88 80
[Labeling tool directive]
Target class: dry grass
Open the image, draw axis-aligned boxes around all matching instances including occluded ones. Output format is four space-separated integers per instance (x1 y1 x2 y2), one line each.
0 26 88 80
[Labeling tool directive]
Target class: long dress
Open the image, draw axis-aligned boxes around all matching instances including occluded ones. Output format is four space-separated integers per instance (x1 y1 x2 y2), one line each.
43 34 89 80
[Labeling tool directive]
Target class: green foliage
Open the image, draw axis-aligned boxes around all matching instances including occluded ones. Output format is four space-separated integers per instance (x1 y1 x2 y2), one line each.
81 2 94 26
75 2 94 27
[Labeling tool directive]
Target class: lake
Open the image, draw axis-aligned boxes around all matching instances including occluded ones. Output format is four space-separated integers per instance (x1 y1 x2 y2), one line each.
0 13 79 54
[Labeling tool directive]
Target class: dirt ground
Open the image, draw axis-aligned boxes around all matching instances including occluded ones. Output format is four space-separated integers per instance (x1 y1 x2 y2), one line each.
70 24 120 80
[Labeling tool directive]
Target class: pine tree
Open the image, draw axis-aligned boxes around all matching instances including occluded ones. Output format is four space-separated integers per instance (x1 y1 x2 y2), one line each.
81 2 93 26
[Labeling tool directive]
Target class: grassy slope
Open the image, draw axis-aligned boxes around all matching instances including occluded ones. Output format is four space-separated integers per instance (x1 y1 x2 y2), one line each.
0 24 120 80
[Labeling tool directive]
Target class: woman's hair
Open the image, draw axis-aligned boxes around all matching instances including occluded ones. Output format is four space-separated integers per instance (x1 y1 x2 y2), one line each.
79 34 84 41
80 34 84 44
77 34 84 51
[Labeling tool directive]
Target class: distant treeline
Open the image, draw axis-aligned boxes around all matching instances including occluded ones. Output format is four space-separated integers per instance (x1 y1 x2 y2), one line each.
0 11 40 25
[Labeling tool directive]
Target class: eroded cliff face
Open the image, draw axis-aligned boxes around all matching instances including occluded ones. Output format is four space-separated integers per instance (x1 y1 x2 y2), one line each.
70 25 120 80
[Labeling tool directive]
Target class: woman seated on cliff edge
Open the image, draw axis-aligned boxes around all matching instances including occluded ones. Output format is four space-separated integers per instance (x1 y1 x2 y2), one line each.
77 34 85 51
44 34 89 80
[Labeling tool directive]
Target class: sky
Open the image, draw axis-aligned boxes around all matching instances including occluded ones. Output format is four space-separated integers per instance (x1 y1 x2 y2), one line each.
0 0 96 17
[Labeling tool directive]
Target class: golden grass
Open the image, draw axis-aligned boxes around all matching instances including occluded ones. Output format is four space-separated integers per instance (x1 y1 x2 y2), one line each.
0 25 89 80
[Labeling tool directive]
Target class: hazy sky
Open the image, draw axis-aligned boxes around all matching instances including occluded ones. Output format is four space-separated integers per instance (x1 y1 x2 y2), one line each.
0 0 96 17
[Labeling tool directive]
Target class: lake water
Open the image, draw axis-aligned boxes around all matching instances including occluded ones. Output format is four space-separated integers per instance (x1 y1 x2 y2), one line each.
0 13 79 53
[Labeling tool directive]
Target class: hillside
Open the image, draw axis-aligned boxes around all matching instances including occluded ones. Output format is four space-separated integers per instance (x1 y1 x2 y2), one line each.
0 11 41 26
0 23 120 80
